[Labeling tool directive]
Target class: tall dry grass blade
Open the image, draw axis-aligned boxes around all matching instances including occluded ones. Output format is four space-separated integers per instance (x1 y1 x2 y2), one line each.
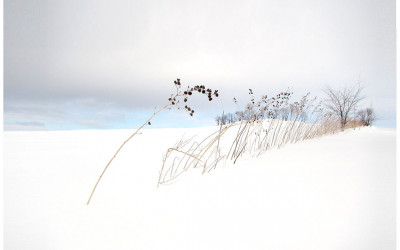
87 102 170 205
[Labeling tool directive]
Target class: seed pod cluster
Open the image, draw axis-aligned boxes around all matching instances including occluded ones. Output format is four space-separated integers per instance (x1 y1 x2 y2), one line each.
174 79 181 86
168 97 177 105
190 85 218 101
169 78 219 117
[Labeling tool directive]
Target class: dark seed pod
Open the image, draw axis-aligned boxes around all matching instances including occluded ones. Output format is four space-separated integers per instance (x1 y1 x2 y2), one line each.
148 122 151 125
188 92 192 95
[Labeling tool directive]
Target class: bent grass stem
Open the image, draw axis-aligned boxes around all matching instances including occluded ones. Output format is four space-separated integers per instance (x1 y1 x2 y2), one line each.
86 101 171 205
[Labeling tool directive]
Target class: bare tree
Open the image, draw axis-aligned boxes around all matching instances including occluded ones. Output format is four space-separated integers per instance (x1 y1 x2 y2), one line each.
226 113 235 123
215 113 229 125
215 116 221 125
323 83 364 129
220 114 228 125
357 108 376 126
235 111 244 121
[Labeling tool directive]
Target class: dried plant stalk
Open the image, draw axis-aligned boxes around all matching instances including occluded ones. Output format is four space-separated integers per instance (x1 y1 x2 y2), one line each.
158 90 349 186
87 102 170 205
87 78 219 204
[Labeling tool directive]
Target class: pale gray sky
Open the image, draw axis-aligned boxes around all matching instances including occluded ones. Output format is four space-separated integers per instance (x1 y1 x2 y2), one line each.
4 0 396 130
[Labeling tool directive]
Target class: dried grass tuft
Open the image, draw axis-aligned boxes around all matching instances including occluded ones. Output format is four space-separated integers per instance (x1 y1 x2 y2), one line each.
158 90 354 186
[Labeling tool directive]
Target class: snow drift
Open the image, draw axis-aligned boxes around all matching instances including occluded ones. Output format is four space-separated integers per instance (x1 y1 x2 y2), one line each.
4 126 395 249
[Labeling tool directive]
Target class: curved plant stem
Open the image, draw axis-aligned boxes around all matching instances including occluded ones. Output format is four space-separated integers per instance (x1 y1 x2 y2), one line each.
86 102 171 205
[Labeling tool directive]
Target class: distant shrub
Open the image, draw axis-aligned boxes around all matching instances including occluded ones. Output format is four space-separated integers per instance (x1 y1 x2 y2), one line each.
356 108 376 126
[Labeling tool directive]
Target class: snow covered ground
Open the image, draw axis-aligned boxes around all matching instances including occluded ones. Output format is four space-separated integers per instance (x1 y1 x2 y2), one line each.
4 126 396 249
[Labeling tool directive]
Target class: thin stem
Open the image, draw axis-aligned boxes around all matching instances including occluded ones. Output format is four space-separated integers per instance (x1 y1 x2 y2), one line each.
86 101 171 205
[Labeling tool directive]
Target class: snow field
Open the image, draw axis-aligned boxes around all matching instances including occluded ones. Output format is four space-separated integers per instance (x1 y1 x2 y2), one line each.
4 126 396 249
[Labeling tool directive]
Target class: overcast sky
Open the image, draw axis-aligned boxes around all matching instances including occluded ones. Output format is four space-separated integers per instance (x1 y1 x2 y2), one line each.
4 0 396 130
